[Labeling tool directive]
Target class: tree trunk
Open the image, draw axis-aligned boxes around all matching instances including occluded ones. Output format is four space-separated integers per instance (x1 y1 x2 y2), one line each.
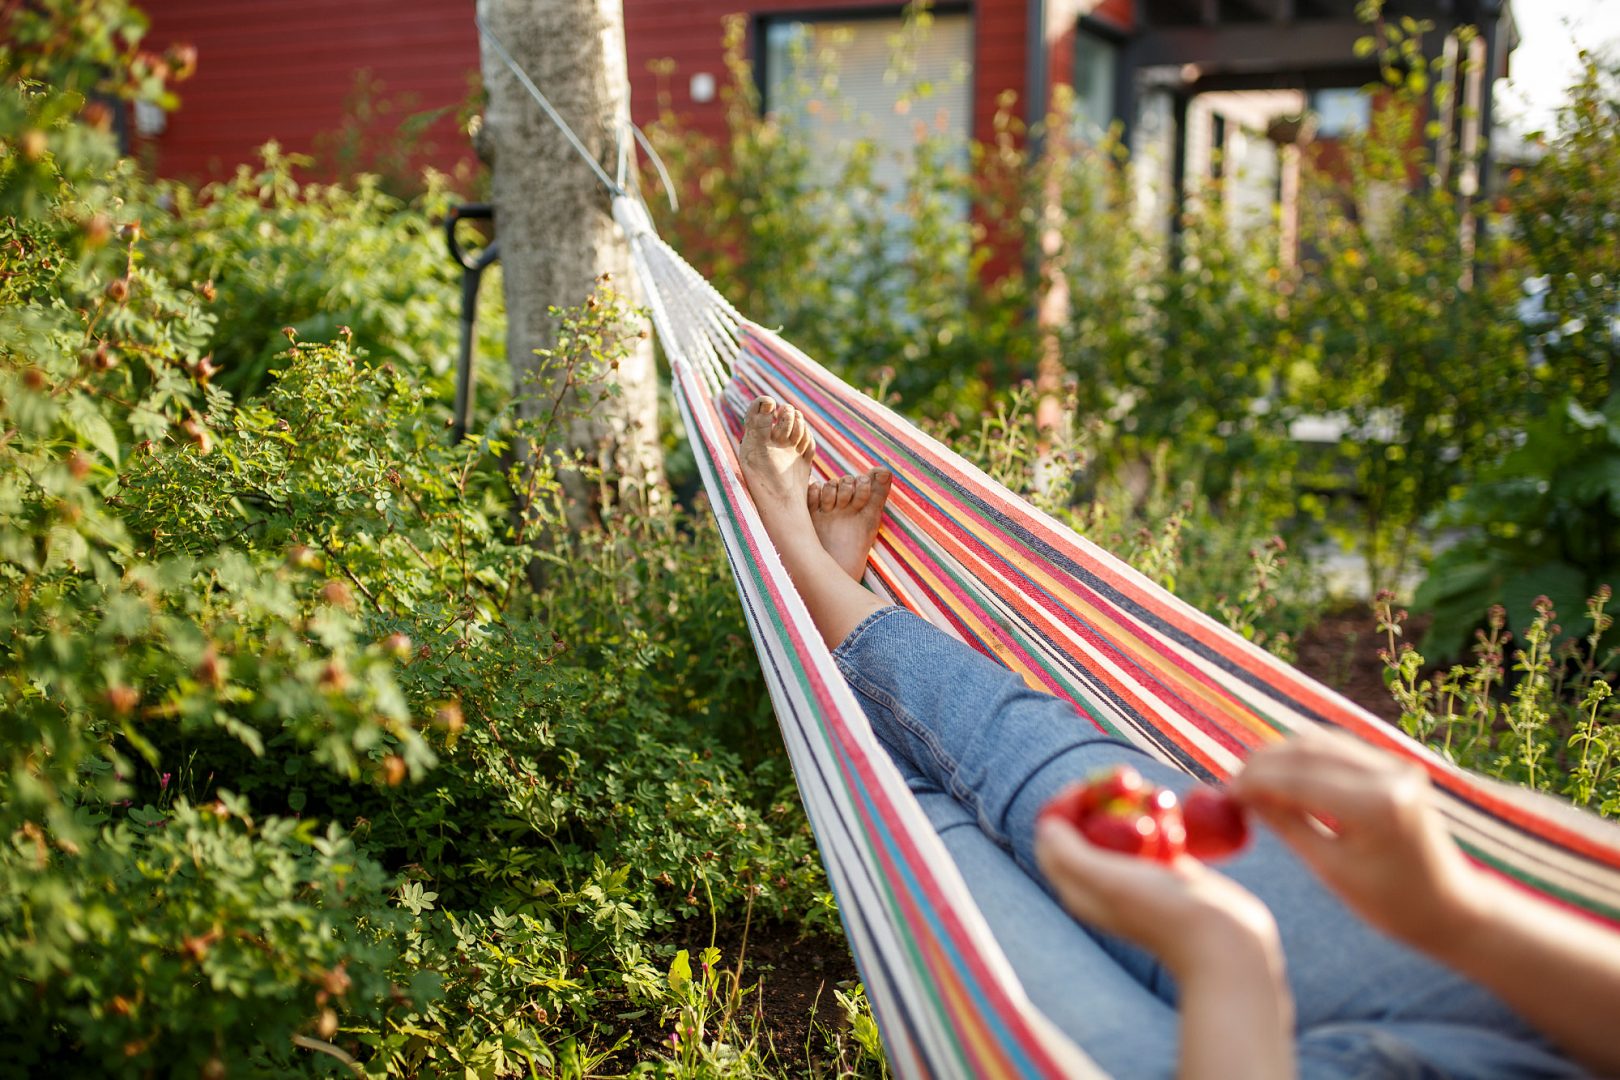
477 0 661 523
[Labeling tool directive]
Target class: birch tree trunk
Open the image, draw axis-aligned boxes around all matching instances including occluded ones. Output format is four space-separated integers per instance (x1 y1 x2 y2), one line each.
476 0 661 522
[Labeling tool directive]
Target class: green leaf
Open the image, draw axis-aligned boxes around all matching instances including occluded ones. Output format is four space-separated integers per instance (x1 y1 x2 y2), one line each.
1502 562 1590 640
65 396 120 464
667 948 692 996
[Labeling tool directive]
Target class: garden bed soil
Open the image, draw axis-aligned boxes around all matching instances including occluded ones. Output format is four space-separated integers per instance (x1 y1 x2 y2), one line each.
613 919 861 1074
721 919 862 1069
1292 606 1423 725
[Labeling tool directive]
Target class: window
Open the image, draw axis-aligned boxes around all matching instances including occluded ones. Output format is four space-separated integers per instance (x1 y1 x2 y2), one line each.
1308 88 1370 138
1073 26 1119 142
759 11 972 200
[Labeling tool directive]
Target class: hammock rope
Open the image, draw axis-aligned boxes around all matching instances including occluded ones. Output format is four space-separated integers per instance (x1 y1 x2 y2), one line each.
477 32 1620 1073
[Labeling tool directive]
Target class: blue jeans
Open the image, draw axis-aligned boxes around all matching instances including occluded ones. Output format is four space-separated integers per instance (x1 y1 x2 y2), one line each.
832 608 1583 1079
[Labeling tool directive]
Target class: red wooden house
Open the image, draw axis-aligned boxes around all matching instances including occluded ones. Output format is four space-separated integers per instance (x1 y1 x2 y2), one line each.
135 0 1515 215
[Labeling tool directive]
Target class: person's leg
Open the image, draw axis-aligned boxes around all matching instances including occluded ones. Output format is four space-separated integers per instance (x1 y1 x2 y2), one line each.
736 395 887 649
739 403 1577 1074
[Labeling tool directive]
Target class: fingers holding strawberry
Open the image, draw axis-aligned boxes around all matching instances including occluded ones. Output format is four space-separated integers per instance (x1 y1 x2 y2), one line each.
1039 765 1247 865
1036 765 1279 979
1182 784 1250 861
1228 729 1481 954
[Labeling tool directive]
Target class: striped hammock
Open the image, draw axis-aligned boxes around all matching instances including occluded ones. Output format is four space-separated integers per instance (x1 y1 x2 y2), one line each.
615 197 1620 1079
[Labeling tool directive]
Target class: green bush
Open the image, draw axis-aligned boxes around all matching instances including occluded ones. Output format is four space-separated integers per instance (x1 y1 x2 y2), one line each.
645 12 1035 415
1 6 835 1073
1414 57 1620 656
1377 590 1619 816
144 149 486 399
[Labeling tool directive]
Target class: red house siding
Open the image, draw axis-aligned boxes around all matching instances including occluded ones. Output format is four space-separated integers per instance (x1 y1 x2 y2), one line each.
139 0 480 183
139 1 1068 184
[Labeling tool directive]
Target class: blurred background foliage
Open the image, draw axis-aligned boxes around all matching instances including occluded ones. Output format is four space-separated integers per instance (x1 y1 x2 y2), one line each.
2 0 1618 1074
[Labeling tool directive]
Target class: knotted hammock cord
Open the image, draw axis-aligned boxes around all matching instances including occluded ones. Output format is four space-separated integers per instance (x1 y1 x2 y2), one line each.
479 25 1620 1078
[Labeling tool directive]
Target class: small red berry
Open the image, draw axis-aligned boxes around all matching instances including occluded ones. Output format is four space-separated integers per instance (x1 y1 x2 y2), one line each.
319 580 353 609
105 684 139 716
1081 809 1157 856
166 43 198 80
318 660 349 692
180 417 212 455
193 648 225 689
1077 764 1146 817
285 544 322 570
434 701 464 733
1182 786 1250 861
81 101 113 132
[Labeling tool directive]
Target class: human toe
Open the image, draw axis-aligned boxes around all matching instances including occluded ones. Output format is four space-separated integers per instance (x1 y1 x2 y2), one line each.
850 473 873 510
745 397 777 431
772 405 801 446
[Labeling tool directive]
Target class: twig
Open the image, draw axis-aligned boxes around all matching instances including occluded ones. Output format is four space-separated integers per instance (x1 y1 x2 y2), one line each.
291 1034 363 1076
317 541 384 614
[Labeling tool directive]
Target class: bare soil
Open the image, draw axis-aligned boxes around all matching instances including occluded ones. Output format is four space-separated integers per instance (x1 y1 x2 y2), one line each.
718 918 861 1070
1292 605 1429 724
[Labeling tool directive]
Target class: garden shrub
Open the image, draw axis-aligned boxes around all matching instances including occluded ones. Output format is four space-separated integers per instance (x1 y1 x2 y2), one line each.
1285 20 1532 594
1377 590 1619 816
1 6 833 1073
645 12 1036 416
1415 57 1620 655
142 149 495 402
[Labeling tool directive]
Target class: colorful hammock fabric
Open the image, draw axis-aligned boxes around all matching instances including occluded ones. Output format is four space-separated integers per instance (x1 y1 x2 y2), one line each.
614 197 1620 1079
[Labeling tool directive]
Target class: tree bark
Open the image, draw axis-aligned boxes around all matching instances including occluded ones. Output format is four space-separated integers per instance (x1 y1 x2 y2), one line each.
477 0 661 522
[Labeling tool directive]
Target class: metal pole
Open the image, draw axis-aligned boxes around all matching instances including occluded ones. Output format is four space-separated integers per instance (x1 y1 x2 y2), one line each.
443 203 500 443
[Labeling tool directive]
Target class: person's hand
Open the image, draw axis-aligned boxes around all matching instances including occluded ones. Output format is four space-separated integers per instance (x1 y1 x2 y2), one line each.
1034 816 1282 981
1230 728 1482 955
1036 817 1296 1080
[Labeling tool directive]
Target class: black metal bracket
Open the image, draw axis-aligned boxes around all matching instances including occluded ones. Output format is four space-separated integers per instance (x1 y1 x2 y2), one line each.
444 203 500 442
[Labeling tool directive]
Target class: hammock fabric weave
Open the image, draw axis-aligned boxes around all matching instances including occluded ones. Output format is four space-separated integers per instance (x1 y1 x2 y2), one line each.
615 197 1620 1079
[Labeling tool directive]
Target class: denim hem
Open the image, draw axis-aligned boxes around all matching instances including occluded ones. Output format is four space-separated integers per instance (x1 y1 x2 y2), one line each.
831 605 908 662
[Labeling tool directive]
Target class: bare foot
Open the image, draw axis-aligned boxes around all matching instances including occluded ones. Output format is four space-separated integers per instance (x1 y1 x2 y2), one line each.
739 397 816 524
807 468 892 581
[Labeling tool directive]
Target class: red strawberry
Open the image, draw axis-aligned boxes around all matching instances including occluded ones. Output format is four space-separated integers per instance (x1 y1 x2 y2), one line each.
1144 787 1187 862
1182 785 1250 861
1077 764 1146 817
1081 809 1157 856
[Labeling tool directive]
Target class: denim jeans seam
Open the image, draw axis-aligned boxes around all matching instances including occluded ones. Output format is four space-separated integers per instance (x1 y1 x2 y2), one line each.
996 737 1143 833
830 606 907 663
837 662 986 834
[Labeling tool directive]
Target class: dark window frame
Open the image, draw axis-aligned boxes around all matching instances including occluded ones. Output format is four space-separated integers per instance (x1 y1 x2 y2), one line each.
1074 14 1128 137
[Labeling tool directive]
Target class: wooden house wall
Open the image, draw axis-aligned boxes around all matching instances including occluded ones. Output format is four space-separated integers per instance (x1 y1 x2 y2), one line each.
137 1 1090 183
138 0 480 183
